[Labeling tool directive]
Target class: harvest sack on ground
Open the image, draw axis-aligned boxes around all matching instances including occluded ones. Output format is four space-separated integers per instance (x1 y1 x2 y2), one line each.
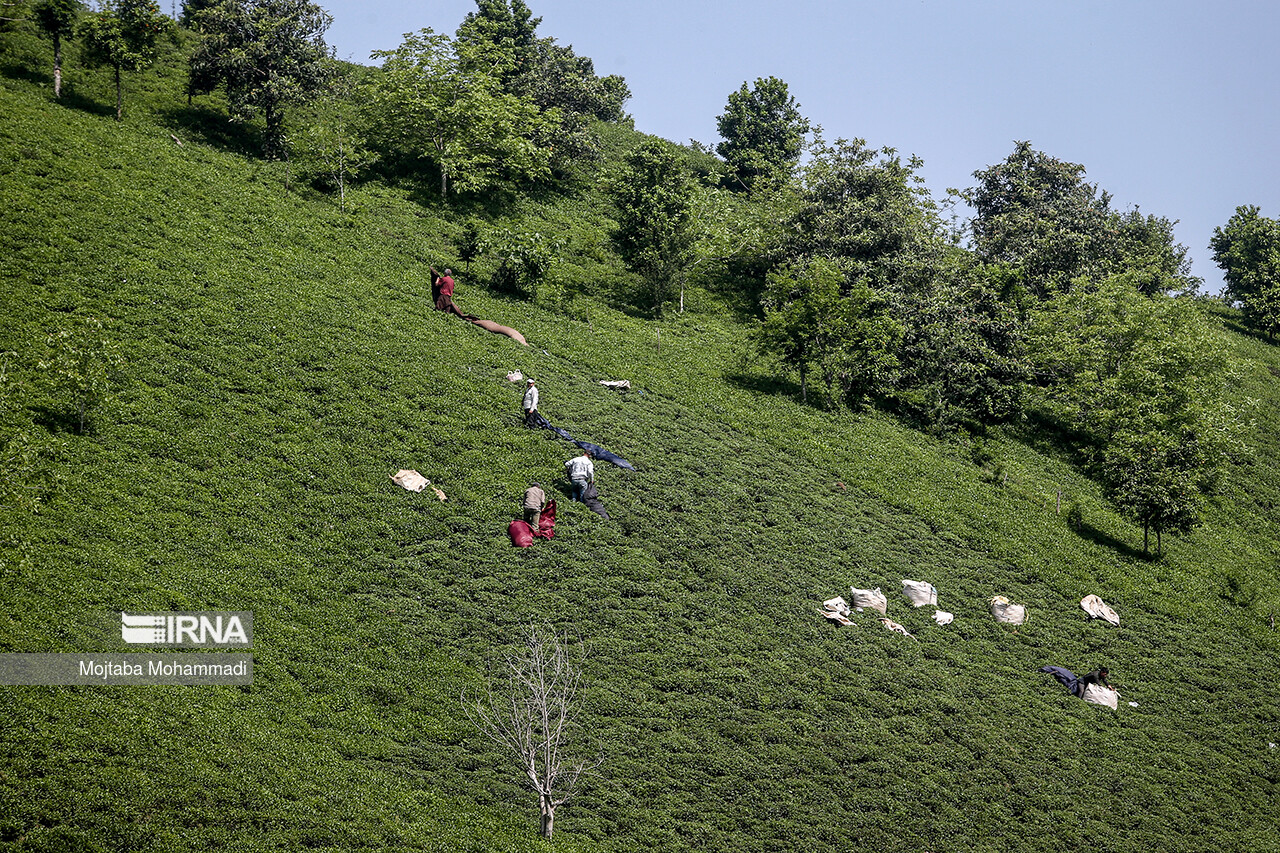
990 595 1027 625
902 579 937 607
509 499 557 547
1080 594 1120 626
850 587 889 614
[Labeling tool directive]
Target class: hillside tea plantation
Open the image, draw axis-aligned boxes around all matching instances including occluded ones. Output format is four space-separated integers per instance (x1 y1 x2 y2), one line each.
2 19 1279 853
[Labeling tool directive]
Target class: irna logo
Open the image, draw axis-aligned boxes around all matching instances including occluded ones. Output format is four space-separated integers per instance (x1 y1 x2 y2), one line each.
120 612 252 647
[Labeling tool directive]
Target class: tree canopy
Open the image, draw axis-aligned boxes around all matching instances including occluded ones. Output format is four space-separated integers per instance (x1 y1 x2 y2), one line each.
1211 205 1280 340
367 28 559 197
79 0 169 121
962 141 1197 298
187 0 334 159
609 139 695 317
716 76 809 191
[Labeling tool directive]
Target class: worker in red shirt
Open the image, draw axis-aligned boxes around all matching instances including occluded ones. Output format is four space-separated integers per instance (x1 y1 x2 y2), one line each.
430 267 468 318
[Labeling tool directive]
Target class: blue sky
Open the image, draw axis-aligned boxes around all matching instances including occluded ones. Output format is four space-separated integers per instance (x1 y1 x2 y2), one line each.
319 0 1280 294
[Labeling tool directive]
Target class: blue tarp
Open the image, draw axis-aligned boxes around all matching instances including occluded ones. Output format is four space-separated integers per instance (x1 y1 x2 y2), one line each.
530 413 636 471
1039 665 1079 694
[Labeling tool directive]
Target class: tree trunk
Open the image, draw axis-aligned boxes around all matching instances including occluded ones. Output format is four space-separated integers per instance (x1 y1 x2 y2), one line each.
264 103 283 160
539 794 554 840
1143 523 1149 555
114 65 122 121
53 34 62 97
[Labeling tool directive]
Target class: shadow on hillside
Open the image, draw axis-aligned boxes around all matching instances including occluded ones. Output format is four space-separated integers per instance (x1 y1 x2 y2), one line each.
32 405 89 436
724 371 804 402
1220 316 1279 347
1 62 45 87
1076 521 1149 561
156 103 262 157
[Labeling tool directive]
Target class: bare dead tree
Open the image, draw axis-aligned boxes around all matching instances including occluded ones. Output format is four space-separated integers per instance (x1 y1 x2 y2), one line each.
464 623 602 840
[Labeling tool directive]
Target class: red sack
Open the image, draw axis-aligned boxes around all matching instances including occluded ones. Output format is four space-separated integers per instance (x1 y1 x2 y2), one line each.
533 499 557 540
509 500 556 547
508 520 534 548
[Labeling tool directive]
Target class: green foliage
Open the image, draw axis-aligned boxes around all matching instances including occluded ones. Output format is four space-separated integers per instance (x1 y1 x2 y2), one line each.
290 72 372 212
187 0 334 159
2 26 1280 853
608 138 695 316
962 141 1197 298
715 76 809 191
367 28 560 197
1210 204 1280 340
0 351 65 517
37 316 124 435
756 258 901 407
78 0 169 120
1027 276 1250 551
892 261 1029 432
482 225 564 303
792 137 945 294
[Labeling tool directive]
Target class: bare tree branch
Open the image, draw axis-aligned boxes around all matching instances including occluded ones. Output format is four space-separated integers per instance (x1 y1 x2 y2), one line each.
463 622 603 840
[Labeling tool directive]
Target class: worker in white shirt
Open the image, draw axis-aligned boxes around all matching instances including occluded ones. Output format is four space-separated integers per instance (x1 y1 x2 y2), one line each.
564 449 595 502
522 377 539 426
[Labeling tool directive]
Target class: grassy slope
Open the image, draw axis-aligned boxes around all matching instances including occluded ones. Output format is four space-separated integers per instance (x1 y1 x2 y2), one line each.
2 29 1280 853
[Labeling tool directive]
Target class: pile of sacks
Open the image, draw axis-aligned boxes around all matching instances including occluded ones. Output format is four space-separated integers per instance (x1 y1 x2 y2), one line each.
821 579 956 639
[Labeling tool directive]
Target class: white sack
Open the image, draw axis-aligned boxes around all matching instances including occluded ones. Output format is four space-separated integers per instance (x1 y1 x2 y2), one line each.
850 587 888 615
822 596 850 616
599 379 631 389
1083 683 1118 710
902 579 938 607
933 610 954 626
391 469 430 493
989 595 1027 625
506 371 524 382
1080 594 1120 626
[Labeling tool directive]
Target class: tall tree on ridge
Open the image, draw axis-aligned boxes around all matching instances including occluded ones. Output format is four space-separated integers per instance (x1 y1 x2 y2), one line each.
609 139 694 318
79 0 168 121
716 76 810 191
1211 205 1280 341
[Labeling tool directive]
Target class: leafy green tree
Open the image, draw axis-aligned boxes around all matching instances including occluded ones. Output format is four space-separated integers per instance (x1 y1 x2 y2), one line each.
608 139 694 317
756 258 901 407
962 141 1197 298
187 0 334 159
792 136 945 295
367 29 559 197
1027 275 1248 553
716 76 810 191
483 226 564 302
37 317 123 435
893 260 1029 432
1115 208 1199 296
1210 205 1280 340
962 142 1115 295
32 0 78 98
454 0 540 84
79 0 168 121
292 72 371 213
456 2 630 172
